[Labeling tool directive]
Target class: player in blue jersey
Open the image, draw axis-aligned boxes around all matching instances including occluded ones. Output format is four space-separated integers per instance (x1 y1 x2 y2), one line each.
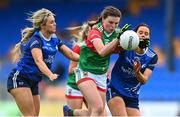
7 8 79 116
106 23 158 116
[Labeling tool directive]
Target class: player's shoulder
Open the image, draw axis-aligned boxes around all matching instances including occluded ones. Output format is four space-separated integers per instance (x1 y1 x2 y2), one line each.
90 28 102 34
32 31 41 38
28 31 41 43
75 41 85 47
146 47 157 58
92 22 103 32
73 43 80 48
88 28 102 40
50 33 59 41
51 33 63 44
51 33 58 39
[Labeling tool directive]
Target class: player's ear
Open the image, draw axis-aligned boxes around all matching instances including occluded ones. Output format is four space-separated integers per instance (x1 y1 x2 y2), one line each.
40 23 45 29
40 23 44 27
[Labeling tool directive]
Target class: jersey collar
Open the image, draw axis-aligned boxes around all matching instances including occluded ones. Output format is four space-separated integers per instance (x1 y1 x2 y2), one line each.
39 31 52 41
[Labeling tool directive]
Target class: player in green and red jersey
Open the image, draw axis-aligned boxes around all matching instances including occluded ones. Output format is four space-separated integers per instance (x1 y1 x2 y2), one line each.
63 6 129 116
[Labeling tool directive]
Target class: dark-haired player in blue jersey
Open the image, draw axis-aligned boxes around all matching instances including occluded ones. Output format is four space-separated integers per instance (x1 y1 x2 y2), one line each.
106 23 158 116
7 8 79 116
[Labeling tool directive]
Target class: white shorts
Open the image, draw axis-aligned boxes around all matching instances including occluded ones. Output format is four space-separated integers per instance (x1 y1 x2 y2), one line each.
65 85 83 99
74 68 107 92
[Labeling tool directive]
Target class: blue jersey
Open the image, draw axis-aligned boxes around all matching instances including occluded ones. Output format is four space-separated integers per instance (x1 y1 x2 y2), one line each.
15 31 63 82
108 48 158 98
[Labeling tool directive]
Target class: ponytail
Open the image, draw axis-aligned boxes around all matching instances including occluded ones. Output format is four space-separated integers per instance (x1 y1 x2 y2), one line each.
12 27 36 63
12 8 54 63
67 23 90 41
87 17 102 27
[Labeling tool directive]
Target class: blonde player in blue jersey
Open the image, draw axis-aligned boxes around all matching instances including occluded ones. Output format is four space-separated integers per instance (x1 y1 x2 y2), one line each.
106 23 158 116
7 8 79 116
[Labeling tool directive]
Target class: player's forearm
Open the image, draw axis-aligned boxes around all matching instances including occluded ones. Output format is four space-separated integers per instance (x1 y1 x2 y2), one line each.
59 45 79 62
35 59 53 78
68 60 78 74
69 67 76 74
98 39 119 57
68 52 79 62
136 71 148 84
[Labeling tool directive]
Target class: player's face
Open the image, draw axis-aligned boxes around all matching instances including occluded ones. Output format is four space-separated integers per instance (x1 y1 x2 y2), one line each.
102 16 120 34
43 15 56 33
136 26 150 40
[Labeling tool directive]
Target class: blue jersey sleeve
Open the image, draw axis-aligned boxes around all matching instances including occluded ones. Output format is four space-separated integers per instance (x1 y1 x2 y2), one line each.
57 38 63 47
51 33 63 47
147 54 158 71
29 36 42 50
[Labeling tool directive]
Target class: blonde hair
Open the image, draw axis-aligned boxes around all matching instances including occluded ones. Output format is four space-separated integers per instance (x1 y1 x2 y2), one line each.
67 23 90 41
12 8 55 63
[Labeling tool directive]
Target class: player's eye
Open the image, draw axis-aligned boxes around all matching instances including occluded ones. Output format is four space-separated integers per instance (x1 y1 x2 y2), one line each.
145 32 149 36
109 21 114 24
115 22 118 25
138 31 143 34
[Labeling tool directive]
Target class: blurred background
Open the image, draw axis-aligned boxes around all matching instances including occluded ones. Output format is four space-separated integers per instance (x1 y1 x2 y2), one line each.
0 0 180 116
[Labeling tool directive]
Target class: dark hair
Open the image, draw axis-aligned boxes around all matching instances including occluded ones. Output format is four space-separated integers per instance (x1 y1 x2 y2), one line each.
134 23 151 35
101 6 121 19
88 6 122 27
68 6 121 42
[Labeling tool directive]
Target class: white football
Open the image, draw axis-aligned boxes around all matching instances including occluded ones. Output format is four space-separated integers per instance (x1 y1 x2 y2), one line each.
120 30 139 50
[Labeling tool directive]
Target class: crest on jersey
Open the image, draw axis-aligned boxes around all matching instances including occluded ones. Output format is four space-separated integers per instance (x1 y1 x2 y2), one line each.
83 71 88 77
68 89 72 95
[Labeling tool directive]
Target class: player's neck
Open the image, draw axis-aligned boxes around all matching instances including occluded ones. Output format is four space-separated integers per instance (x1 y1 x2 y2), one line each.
40 30 51 40
136 47 146 54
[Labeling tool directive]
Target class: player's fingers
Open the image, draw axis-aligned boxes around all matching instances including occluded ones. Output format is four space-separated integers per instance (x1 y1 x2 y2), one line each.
137 60 141 66
136 66 141 73
132 60 137 66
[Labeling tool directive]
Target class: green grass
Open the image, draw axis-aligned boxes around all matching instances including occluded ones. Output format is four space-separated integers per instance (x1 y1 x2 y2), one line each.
0 101 20 116
0 100 65 116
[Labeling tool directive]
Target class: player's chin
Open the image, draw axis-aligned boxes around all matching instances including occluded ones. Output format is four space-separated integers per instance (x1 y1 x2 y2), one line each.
109 29 114 33
51 29 56 33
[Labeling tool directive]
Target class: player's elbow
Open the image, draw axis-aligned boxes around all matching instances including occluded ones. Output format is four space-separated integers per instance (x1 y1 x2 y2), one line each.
99 53 106 57
97 51 107 57
140 80 147 84
34 58 43 65
139 78 148 84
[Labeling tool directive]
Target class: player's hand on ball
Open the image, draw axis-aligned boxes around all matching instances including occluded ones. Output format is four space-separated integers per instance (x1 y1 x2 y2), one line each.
119 30 139 50
121 24 131 32
117 24 131 39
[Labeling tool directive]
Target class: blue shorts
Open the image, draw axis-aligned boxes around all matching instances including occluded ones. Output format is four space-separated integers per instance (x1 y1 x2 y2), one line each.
7 69 39 95
106 87 139 109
